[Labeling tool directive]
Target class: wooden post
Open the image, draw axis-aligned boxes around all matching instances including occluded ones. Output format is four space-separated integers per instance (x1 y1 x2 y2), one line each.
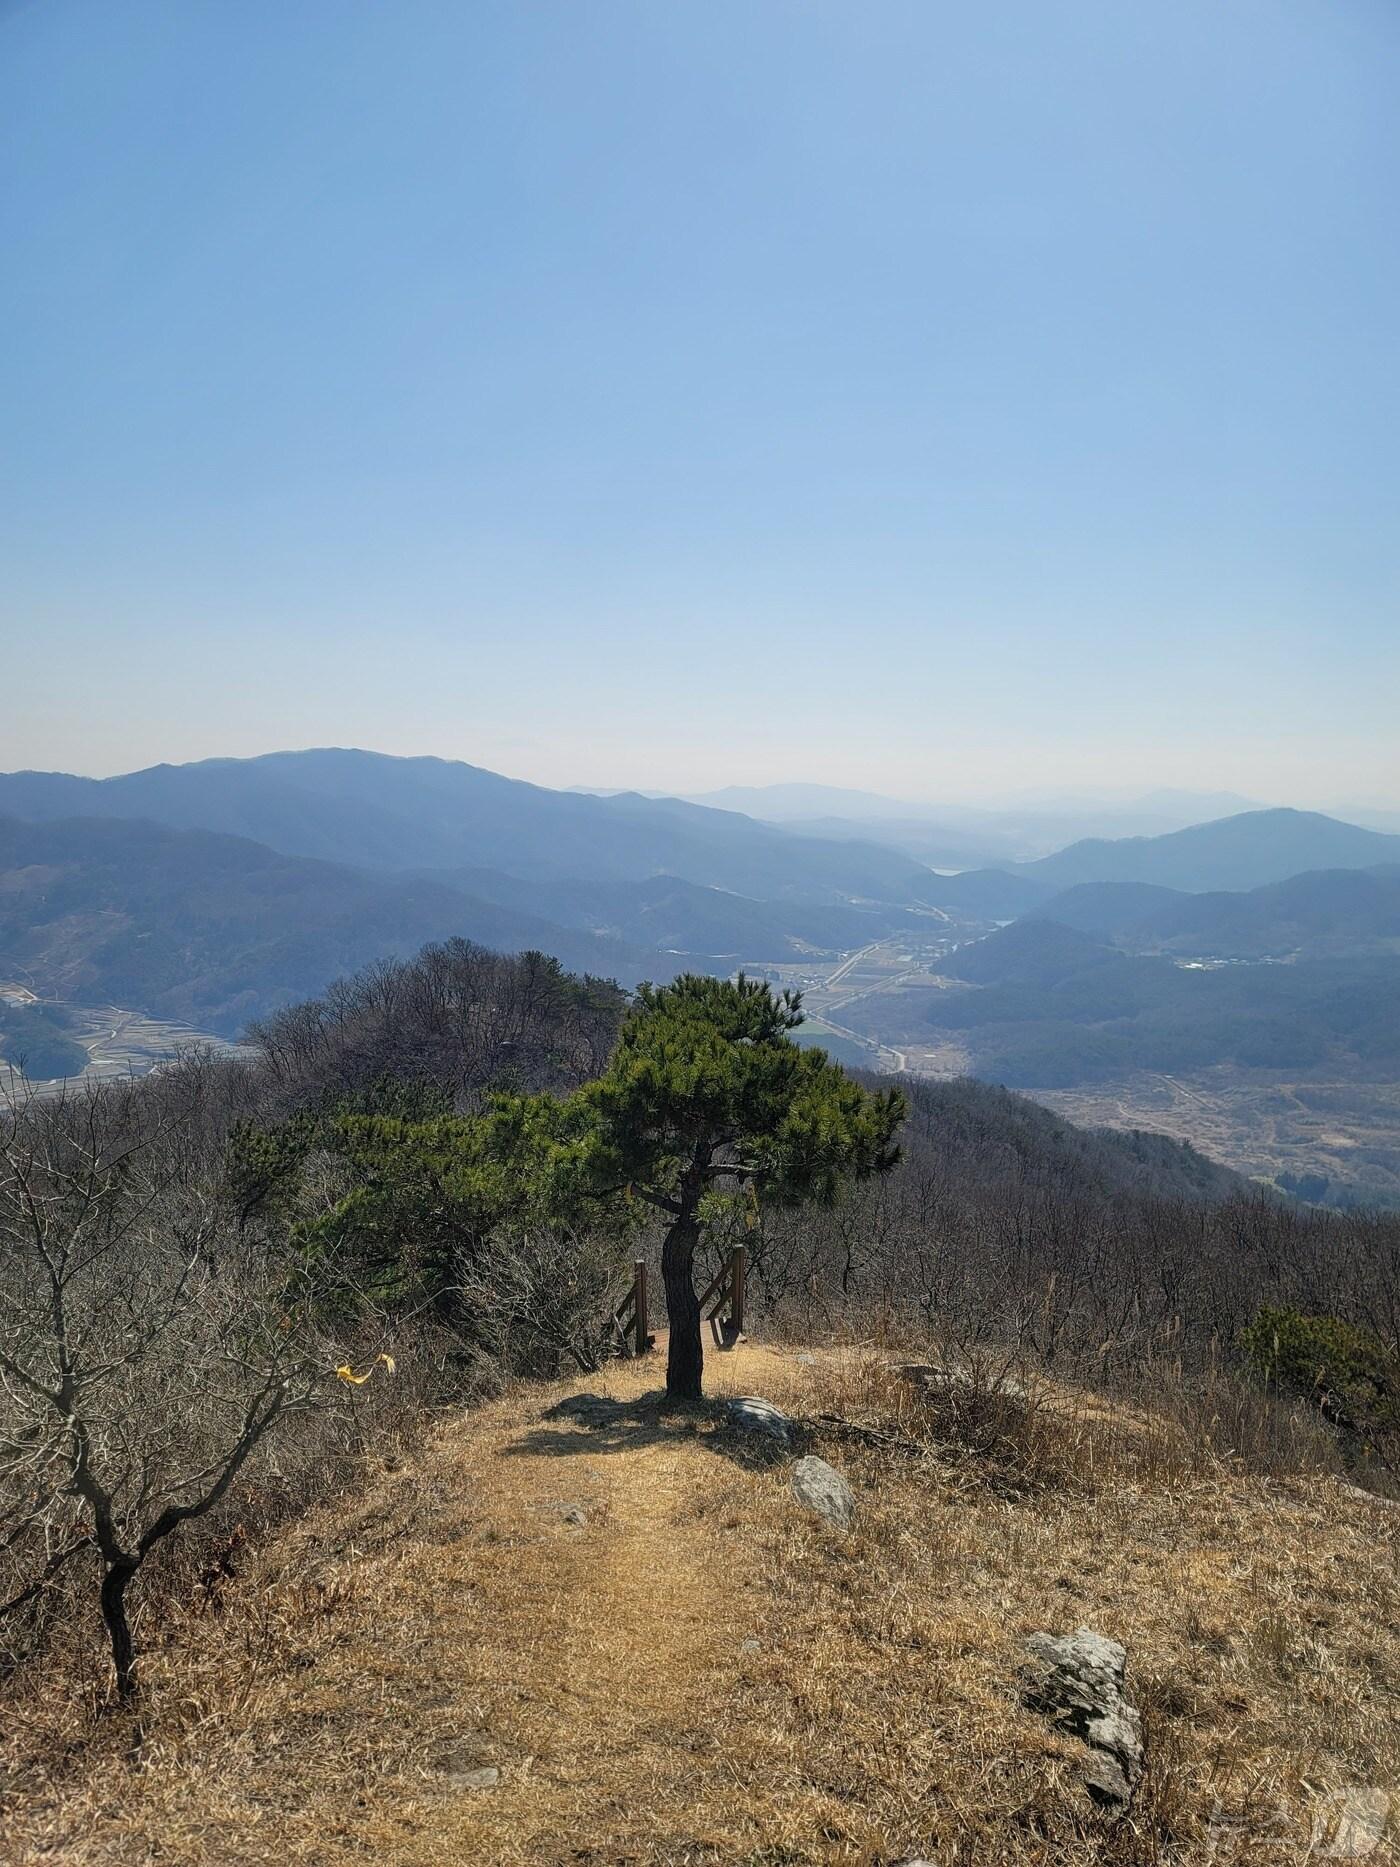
633 1257 649 1356
727 1242 746 1345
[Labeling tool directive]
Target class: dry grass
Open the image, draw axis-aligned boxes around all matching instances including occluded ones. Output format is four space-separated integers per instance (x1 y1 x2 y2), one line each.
3 1340 1398 1865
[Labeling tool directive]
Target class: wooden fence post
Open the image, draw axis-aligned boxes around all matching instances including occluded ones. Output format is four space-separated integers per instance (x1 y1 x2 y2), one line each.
634 1257 649 1356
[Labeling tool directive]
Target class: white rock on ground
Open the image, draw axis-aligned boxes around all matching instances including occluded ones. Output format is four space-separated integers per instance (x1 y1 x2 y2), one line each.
790 1454 855 1529
724 1395 794 1445
1021 1627 1143 1815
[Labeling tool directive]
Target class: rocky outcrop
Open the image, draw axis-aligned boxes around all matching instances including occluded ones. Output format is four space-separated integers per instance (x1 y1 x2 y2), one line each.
1021 1627 1143 1815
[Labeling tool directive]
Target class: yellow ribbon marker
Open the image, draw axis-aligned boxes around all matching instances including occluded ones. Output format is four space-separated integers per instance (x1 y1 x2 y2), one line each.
335 1352 397 1385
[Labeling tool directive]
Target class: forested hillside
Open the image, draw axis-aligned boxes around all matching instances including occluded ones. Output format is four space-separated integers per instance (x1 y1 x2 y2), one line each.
0 816 661 1034
931 919 1400 1085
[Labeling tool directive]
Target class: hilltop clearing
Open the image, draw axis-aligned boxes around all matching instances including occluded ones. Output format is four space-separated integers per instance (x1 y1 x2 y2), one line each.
5 1340 1397 1866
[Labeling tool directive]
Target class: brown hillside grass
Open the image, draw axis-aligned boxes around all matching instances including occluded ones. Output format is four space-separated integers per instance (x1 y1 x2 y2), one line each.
2 1339 1398 1865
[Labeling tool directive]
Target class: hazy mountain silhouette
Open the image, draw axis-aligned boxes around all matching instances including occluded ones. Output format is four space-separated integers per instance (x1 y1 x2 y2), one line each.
1117 865 1400 958
1010 809 1400 892
678 782 921 821
910 868 1053 919
1029 881 1187 936
680 784 1274 868
0 751 927 902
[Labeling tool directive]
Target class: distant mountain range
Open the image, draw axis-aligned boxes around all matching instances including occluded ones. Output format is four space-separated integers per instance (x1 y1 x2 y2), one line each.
3 750 1399 1056
678 782 929 821
0 751 925 902
673 783 1273 864
921 809 1400 913
0 815 673 1035
1007 808 1400 892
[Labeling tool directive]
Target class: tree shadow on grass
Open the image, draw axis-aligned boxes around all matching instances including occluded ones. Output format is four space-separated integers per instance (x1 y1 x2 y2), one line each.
501 1389 801 1470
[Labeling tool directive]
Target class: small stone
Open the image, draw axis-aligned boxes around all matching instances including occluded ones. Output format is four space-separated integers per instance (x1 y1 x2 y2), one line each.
790 1454 855 1529
725 1396 793 1445
560 1505 588 1526
739 1637 762 1654
452 1766 500 1791
794 1352 816 1366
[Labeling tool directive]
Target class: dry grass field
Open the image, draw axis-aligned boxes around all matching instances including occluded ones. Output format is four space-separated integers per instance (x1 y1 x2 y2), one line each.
3 1341 1398 1866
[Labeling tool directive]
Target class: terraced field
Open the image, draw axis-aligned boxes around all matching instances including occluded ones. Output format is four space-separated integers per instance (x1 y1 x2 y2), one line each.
0 995 251 1094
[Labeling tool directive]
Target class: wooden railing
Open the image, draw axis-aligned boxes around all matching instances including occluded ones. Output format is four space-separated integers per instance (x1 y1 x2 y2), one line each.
611 1246 748 1358
697 1243 747 1350
610 1258 653 1359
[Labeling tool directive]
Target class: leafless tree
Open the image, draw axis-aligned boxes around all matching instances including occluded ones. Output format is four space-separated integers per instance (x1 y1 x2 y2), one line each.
0 1079 334 1700
246 940 625 1112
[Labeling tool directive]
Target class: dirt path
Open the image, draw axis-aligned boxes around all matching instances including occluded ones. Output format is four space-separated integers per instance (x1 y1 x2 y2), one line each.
44 1341 808 1867
396 1342 776 1863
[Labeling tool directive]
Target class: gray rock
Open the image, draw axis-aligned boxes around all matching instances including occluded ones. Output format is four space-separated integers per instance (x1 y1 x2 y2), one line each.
436 1747 501 1791
1022 1627 1143 1816
725 1395 793 1445
560 1504 588 1526
1343 1482 1398 1508
791 1454 855 1529
794 1352 816 1366
739 1637 762 1654
451 1766 500 1791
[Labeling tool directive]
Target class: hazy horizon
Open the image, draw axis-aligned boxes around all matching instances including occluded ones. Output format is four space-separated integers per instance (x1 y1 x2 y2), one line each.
5 741 1398 822
5 2 1397 804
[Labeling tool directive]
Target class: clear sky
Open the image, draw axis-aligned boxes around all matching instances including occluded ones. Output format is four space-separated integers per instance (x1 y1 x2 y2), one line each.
3 0 1397 805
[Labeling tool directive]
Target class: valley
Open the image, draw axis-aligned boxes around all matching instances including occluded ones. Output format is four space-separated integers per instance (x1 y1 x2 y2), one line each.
0 988 249 1095
1032 1071 1400 1210
712 937 1400 1207
3 750 1399 1206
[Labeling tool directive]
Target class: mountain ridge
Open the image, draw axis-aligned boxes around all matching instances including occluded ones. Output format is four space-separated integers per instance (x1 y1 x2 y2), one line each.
0 749 928 903
0 813 675 1035
1008 807 1400 892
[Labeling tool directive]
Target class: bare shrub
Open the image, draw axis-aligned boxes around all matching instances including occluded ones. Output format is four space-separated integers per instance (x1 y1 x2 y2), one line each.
449 1225 631 1380
0 1078 346 1700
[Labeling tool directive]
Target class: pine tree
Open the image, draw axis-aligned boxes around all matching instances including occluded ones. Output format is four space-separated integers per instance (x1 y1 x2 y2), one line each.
563 975 906 1398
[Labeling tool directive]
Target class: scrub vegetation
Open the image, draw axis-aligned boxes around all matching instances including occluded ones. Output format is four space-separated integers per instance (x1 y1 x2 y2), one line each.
2 939 1397 1863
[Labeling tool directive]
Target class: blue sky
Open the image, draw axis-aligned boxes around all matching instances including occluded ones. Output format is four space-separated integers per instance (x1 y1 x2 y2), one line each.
3 0 1397 804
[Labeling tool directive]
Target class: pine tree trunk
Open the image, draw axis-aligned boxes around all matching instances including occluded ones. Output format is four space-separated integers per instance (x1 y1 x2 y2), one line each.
661 1215 703 1400
101 1559 139 1702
